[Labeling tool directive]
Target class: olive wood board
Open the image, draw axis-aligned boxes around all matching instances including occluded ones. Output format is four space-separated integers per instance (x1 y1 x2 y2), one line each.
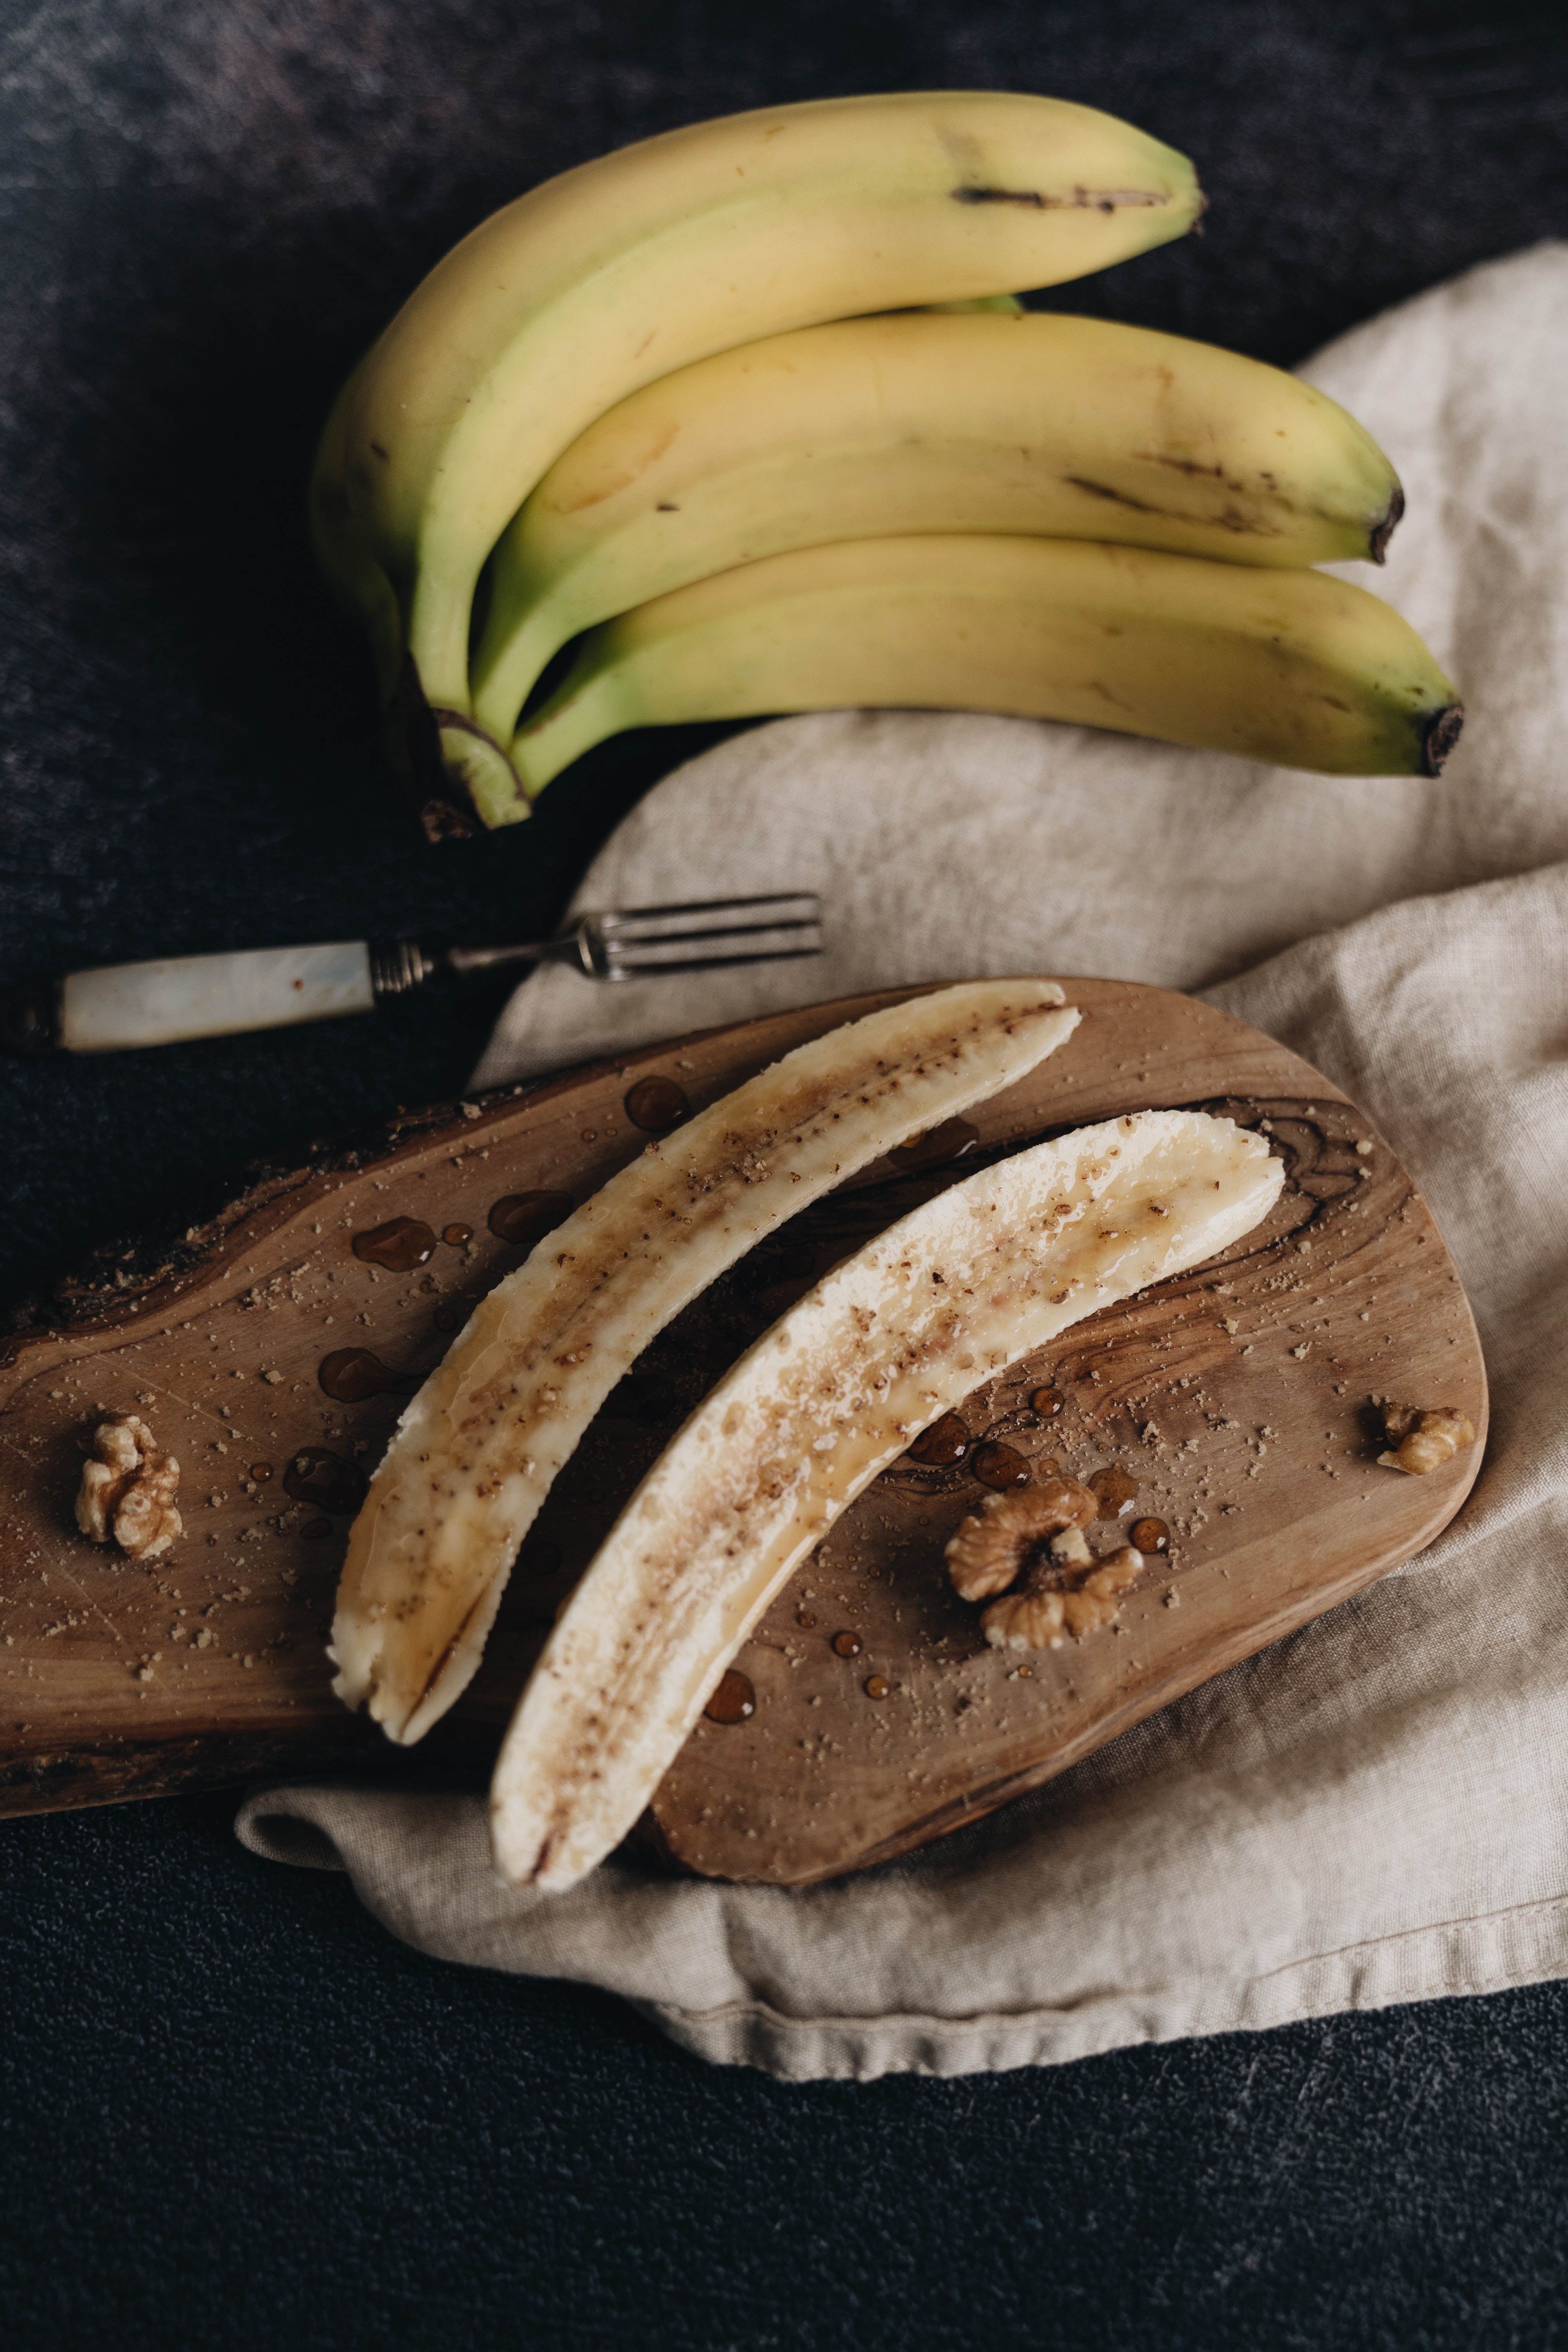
0 979 1485 1886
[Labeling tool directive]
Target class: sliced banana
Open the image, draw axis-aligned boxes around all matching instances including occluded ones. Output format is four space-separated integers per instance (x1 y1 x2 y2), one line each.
330 980 1080 1742
490 1107 1284 1889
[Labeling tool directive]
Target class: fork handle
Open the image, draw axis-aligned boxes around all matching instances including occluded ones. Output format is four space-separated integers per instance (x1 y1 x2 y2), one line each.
0 936 565 1055
3 943 378 1054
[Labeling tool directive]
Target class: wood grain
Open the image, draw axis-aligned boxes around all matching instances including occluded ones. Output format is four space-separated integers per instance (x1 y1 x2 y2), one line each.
0 980 1485 1884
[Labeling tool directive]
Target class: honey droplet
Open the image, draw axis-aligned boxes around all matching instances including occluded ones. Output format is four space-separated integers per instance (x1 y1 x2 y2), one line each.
300 1516 334 1541
352 1216 437 1272
520 1537 562 1578
973 1441 1030 1491
442 1222 473 1247
433 1307 459 1332
1131 1516 1171 1554
864 1676 890 1700
282 1447 367 1515
1089 1465 1139 1519
318 1348 411 1403
889 1116 980 1173
488 1190 573 1249
249 1462 273 1483
1030 1385 1065 1419
703 1668 756 1724
796 1608 817 1629
831 1630 862 1659
908 1412 969 1466
624 1075 690 1132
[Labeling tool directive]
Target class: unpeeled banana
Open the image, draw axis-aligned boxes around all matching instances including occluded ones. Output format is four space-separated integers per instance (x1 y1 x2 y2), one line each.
314 90 1461 837
318 88 1201 799
485 535 1460 824
470 310 1401 743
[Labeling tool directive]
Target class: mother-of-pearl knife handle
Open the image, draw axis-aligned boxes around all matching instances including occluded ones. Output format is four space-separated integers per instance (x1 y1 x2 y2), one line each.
44 943 377 1052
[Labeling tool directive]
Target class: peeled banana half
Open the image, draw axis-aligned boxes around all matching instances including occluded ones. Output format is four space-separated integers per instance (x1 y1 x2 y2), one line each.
490 1106 1285 1891
489 534 1461 826
471 310 1402 742
330 980 1080 1744
318 90 1202 726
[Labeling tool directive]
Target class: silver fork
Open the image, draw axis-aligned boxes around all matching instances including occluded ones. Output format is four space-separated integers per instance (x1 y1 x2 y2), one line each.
1 893 825 1055
373 892 824 992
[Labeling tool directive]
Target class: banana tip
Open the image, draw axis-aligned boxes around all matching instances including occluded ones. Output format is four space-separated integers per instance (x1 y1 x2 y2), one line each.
1369 484 1405 565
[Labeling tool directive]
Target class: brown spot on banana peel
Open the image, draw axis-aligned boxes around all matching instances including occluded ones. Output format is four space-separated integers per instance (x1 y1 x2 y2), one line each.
1131 452 1398 564
553 419 682 513
1423 704 1465 776
1139 451 1249 487
1063 476 1285 539
1064 475 1166 517
950 184 1174 209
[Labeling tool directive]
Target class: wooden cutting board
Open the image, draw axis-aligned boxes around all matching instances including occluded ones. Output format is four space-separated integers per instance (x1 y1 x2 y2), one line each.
0 979 1486 1883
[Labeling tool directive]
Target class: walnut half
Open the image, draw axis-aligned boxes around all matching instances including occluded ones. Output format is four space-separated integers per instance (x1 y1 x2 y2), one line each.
947 1480 1146 1651
76 1414 182 1561
983 1544 1145 1653
945 1476 1099 1602
1377 1403 1477 1476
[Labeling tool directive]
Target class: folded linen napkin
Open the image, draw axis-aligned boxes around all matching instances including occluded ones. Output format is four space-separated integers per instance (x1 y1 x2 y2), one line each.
240 244 1568 2079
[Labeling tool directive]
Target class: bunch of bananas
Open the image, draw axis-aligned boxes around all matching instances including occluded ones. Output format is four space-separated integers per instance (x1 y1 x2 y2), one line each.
312 91 1461 839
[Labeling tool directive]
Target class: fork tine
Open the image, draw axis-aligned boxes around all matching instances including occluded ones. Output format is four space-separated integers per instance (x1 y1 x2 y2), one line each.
541 892 826 981
604 921 825 974
601 943 826 982
591 893 821 942
601 918 821 955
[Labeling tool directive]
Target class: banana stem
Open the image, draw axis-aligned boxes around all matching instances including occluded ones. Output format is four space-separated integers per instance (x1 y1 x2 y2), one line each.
472 599 574 744
408 568 479 715
511 660 623 802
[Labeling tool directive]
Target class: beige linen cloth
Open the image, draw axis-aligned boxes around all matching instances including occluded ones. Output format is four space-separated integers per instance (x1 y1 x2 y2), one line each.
239 244 1568 2080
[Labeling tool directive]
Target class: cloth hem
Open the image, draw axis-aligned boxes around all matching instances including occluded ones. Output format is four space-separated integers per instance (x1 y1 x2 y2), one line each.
235 1788 1568 2082
640 1894 1568 2078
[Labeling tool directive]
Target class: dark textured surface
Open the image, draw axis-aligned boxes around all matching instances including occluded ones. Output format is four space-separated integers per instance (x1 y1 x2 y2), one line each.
7 1797 1568 2352
3 3 1568 2344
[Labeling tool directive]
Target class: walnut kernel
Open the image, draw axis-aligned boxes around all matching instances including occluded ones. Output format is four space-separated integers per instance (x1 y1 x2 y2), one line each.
1377 1403 1477 1476
76 1414 182 1560
983 1545 1145 1651
945 1475 1098 1602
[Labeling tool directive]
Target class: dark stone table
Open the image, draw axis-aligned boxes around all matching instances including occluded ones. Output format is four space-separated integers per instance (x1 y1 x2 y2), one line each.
4 5 1567 2343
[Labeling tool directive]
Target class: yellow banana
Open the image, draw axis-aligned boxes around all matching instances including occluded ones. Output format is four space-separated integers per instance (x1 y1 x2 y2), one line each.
489 535 1461 823
471 310 1402 742
323 91 1202 782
